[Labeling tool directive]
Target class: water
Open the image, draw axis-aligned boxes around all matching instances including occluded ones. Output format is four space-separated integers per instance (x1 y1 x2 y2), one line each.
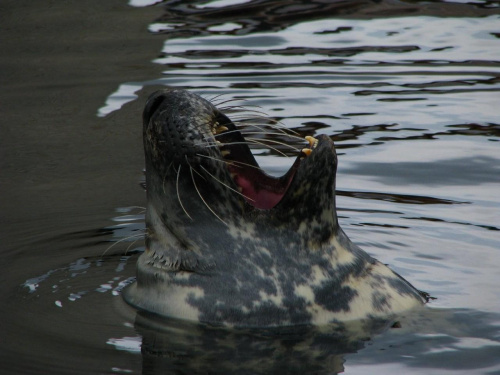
1 0 499 374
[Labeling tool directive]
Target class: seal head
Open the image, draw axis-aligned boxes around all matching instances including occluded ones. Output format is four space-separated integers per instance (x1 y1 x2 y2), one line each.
123 89 426 327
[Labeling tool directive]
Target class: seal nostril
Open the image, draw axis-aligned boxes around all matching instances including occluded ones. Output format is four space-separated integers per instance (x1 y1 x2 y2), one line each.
143 93 166 125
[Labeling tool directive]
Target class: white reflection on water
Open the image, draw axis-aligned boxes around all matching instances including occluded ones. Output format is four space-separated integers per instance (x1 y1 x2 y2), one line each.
98 15 500 117
106 336 142 353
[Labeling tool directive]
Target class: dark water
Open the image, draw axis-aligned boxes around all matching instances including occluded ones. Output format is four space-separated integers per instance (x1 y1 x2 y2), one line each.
1 0 500 374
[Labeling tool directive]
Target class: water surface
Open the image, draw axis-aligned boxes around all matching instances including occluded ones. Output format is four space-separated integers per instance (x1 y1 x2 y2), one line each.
1 0 499 374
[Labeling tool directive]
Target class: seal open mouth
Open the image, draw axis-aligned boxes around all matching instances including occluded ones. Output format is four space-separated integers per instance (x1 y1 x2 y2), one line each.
213 113 318 209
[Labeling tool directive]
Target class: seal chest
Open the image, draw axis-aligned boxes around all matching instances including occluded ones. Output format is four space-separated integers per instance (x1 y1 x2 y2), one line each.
122 89 427 327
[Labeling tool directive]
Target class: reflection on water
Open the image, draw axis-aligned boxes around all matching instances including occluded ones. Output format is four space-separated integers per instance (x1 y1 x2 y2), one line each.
134 308 500 374
3 0 500 374
135 312 385 374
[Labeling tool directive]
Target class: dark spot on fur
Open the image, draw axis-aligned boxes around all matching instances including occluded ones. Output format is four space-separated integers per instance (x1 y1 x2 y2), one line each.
314 280 358 313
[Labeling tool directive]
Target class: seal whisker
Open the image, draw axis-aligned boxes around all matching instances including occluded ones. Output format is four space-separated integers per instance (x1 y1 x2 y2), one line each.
196 141 230 153
206 93 227 103
224 109 270 122
200 139 296 158
196 139 221 149
227 111 285 124
196 153 264 172
220 130 306 143
162 162 174 196
247 137 301 152
229 113 278 123
237 118 299 135
199 165 256 202
243 139 290 156
213 121 294 138
219 105 266 116
199 141 252 149
233 118 300 136
212 98 251 107
192 114 298 146
176 164 193 221
216 103 298 135
101 232 145 257
187 160 228 226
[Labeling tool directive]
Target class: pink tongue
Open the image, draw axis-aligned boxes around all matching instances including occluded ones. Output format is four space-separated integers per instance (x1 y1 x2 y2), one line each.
234 175 284 210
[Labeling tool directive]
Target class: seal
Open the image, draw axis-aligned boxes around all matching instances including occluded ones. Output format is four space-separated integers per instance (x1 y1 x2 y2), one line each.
122 88 427 327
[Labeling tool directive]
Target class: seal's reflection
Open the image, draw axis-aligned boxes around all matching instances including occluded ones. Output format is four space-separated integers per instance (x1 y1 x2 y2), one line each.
135 311 392 374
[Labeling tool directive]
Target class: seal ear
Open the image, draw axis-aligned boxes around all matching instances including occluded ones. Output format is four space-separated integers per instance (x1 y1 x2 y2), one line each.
143 90 168 126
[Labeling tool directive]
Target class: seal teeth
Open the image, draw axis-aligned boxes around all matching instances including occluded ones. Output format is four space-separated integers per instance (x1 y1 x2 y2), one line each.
215 125 229 134
305 136 318 148
211 121 218 135
301 148 312 156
